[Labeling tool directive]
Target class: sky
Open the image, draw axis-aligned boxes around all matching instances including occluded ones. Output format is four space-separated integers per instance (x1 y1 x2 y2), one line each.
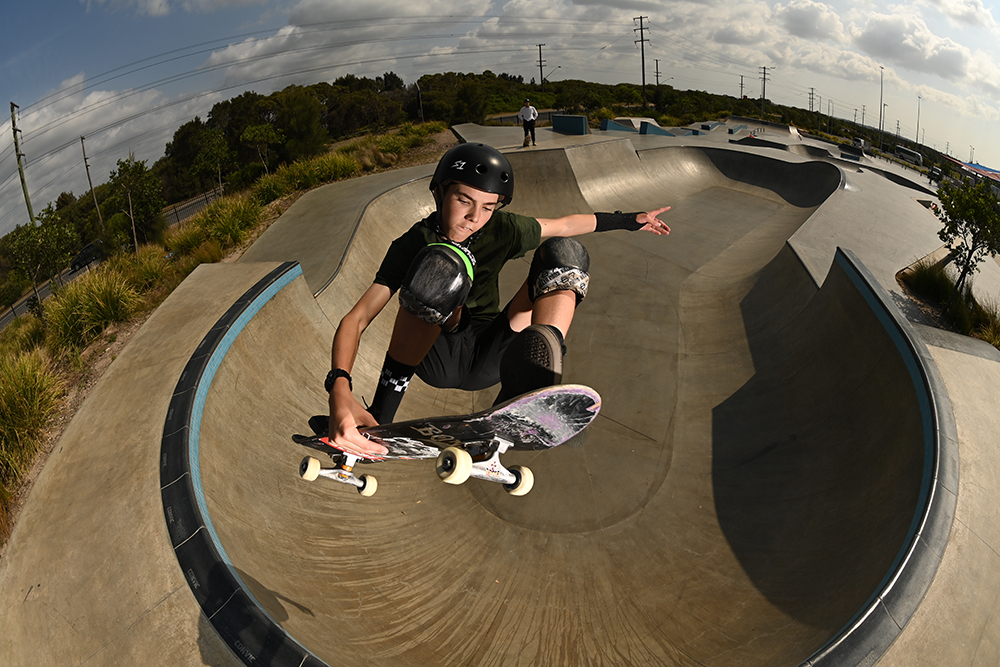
2 0 1000 237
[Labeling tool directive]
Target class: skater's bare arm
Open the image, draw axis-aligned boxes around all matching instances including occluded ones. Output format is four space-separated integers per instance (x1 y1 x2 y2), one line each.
538 206 672 238
328 284 392 456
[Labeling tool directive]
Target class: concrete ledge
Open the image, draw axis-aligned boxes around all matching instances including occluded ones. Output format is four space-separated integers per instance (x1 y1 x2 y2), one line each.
640 122 675 136
600 118 638 132
552 114 588 135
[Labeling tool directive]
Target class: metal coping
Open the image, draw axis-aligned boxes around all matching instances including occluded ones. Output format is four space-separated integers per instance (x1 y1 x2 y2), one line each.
159 260 328 667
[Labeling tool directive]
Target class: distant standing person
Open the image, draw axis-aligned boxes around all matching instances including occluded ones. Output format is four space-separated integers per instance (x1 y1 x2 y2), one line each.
519 98 538 146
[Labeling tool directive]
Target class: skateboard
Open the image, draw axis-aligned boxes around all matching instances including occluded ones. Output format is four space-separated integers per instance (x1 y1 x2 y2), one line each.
295 384 600 497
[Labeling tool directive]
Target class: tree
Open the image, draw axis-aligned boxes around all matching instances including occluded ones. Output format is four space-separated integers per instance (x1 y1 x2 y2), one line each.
452 80 487 124
275 85 329 162
935 177 1000 307
3 205 77 313
107 154 166 253
157 117 215 202
241 124 284 175
195 128 234 190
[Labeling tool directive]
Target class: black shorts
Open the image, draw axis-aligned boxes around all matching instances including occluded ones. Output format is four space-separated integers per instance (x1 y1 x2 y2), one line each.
416 312 516 391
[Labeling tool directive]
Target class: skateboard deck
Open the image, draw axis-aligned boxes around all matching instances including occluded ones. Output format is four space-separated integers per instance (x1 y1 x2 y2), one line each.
295 384 600 496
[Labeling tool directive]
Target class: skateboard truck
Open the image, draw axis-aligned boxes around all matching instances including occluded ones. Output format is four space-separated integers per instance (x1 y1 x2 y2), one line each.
436 437 534 496
299 452 378 497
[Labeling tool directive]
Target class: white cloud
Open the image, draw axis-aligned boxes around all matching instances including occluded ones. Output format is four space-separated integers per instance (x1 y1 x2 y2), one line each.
921 0 999 31
774 0 845 42
852 11 970 80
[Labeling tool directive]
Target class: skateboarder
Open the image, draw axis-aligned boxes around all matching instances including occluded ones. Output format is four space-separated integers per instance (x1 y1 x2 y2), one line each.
518 99 538 146
325 142 671 456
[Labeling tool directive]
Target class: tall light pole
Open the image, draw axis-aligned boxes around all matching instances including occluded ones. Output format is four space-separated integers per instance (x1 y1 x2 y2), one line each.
878 66 885 151
916 94 921 146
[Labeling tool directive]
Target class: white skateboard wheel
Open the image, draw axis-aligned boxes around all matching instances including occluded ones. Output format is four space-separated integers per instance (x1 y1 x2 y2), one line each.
300 456 320 481
358 474 377 497
505 465 534 496
436 447 473 484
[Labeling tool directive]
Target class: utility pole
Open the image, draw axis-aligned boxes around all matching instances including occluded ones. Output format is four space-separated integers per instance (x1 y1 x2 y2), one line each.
862 105 866 127
537 44 546 91
916 94 921 146
654 59 661 86
740 75 746 99
634 17 649 106
10 102 35 225
808 87 814 113
759 66 771 116
81 136 105 233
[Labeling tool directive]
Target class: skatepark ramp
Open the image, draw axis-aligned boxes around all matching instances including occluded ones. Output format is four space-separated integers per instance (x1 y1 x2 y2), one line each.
159 140 955 666
6 136 985 666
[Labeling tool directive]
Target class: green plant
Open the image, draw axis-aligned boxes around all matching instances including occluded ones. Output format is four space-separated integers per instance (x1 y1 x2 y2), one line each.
252 172 289 206
45 269 140 352
164 222 208 254
903 258 954 304
0 351 62 483
196 195 263 248
106 245 168 291
0 315 45 356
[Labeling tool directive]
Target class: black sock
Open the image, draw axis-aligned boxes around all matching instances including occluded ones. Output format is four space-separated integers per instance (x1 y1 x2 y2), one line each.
368 353 416 424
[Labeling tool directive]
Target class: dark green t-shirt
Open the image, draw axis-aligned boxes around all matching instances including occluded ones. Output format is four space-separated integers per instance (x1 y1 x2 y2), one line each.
374 211 542 323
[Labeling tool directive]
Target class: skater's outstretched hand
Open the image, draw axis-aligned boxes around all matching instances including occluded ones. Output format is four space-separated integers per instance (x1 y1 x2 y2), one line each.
328 385 389 457
636 206 671 235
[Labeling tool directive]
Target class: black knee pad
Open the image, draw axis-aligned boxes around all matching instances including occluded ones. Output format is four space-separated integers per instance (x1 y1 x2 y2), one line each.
528 237 590 304
399 243 474 326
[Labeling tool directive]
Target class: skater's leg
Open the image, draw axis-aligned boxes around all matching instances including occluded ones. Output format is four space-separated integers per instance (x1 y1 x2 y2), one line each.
495 237 590 403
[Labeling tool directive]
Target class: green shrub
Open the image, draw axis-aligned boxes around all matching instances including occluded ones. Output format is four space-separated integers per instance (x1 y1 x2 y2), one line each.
164 222 208 254
376 134 406 156
0 315 45 356
191 239 225 265
106 245 168 291
0 351 62 482
196 195 262 248
253 172 289 206
45 269 140 352
904 259 954 305
312 152 360 182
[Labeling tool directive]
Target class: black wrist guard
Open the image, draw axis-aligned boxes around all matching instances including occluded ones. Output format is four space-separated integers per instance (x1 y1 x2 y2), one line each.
595 211 644 232
324 368 353 393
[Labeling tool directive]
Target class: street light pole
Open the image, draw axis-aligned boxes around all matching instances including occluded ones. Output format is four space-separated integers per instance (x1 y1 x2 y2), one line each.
878 66 885 151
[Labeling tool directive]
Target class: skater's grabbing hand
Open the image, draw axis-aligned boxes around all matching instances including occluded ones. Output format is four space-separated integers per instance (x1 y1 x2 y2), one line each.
328 384 389 458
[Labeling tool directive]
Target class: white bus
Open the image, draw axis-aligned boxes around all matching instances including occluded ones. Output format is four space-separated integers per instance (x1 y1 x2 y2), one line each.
895 146 923 166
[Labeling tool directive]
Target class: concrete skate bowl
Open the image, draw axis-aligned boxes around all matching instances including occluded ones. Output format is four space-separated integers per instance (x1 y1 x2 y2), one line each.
160 140 956 666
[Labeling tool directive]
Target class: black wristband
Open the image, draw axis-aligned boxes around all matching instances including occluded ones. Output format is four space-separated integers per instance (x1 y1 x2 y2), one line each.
324 368 352 393
595 211 644 232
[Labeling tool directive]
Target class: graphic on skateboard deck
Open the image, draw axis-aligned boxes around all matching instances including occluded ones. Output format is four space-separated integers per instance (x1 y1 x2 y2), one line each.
295 384 600 497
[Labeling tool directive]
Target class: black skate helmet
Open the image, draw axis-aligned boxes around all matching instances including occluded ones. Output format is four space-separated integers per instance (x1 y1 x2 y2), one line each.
430 143 513 207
